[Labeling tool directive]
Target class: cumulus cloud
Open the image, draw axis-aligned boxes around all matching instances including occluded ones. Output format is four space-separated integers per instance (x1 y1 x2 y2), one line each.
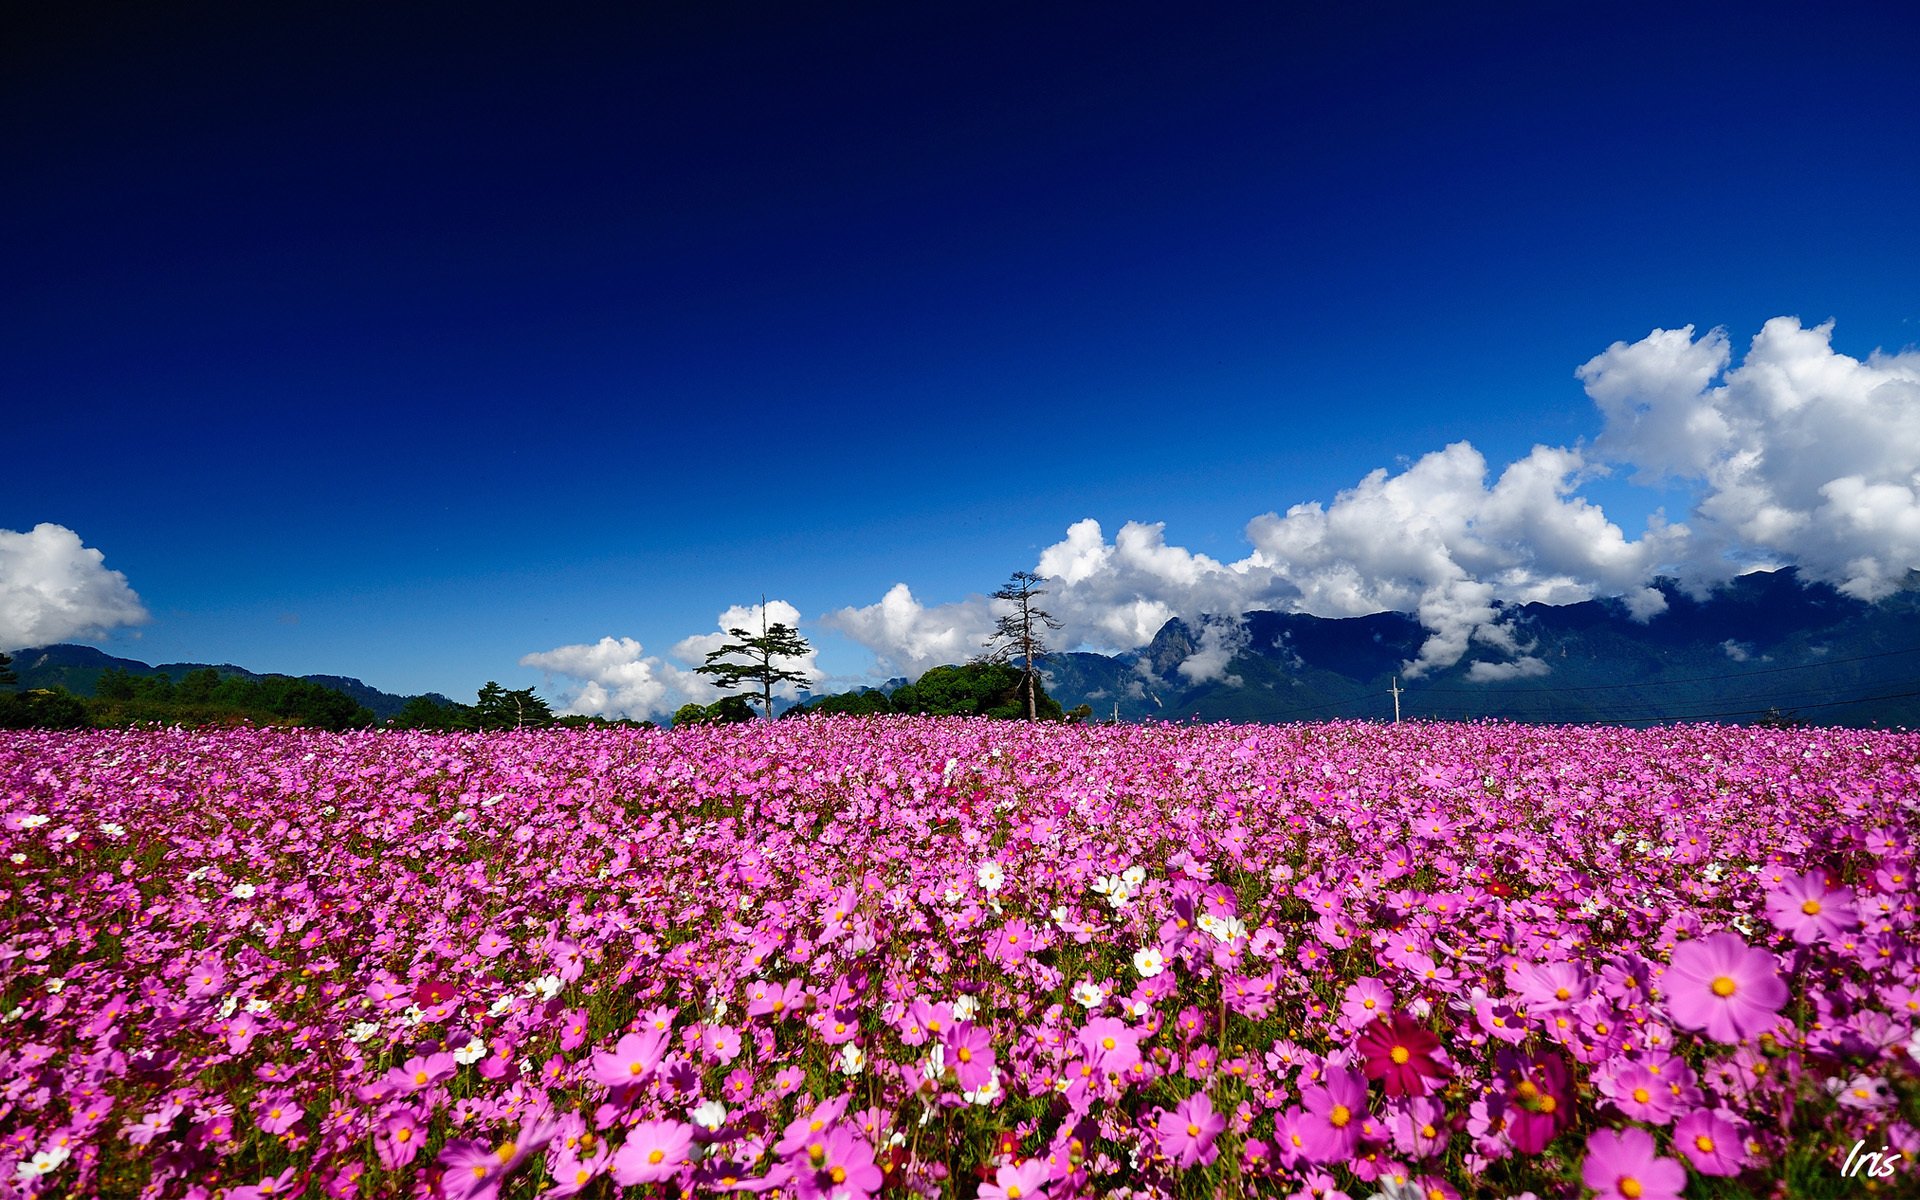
1176 615 1249 686
1465 656 1551 683
518 637 696 719
0 524 148 649
1581 317 1920 600
826 318 1916 686
819 585 992 679
523 598 818 720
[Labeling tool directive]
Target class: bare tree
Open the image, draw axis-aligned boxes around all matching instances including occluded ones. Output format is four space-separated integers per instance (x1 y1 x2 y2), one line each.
979 570 1063 720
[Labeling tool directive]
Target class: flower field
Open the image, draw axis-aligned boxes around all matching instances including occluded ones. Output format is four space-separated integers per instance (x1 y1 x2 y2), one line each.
3 719 1917 1199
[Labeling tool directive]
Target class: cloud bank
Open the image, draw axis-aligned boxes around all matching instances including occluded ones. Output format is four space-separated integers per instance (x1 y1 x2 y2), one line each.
522 599 819 720
0 524 149 650
827 317 1919 682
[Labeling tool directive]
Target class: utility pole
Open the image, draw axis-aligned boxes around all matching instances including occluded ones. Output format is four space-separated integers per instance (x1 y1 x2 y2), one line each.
1390 676 1402 724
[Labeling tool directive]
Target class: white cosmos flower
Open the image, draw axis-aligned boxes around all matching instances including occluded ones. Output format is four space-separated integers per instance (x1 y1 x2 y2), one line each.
18 815 49 829
690 1099 728 1130
45 978 64 994
8 854 23 865
964 1073 1003 1105
453 1037 487 1065
1070 981 1107 1009
15 1145 69 1178
1120 865 1146 888
490 995 518 1018
244 998 271 1014
531 974 563 1000
347 1021 381 1043
218 996 239 1019
1133 947 1166 978
977 862 1005 893
953 995 980 1021
838 1043 866 1076
230 883 256 900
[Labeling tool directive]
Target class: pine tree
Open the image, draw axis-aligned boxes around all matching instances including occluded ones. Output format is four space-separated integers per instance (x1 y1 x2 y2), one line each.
693 603 814 721
979 570 1063 720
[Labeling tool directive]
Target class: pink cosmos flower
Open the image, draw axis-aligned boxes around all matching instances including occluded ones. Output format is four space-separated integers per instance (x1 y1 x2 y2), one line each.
946 1023 997 1092
589 1028 668 1089
1503 1052 1573 1154
1340 977 1393 1025
376 1109 424 1170
704 1023 742 1064
1764 870 1857 944
385 1052 457 1095
253 1093 303 1135
1355 1012 1448 1097
609 1120 694 1185
475 929 511 957
979 1157 1048 1200
223 1169 297 1200
1604 1061 1675 1125
987 919 1035 966
1581 1126 1687 1200
1298 1067 1368 1164
1076 1017 1142 1074
1673 1108 1746 1176
557 1007 591 1051
1160 1091 1225 1168
797 1127 884 1200
1663 932 1788 1043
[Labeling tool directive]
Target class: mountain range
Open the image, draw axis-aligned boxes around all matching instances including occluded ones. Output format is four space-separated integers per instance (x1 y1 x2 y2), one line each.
1038 568 1920 728
9 568 1917 728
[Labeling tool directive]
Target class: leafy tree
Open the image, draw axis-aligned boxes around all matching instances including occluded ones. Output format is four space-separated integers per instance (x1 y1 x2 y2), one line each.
473 682 554 731
391 695 475 731
0 652 15 690
672 695 755 727
782 688 894 719
979 570 1063 720
0 687 91 730
893 662 1062 720
693 606 814 721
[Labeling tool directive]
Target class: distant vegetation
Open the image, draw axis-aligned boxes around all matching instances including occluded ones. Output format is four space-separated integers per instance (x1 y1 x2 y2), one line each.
0 654 648 732
781 662 1067 722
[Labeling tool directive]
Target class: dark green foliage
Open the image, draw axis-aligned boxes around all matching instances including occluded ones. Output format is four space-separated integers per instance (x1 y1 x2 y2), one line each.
781 688 895 719
79 666 374 729
891 662 1063 720
390 695 477 731
693 611 814 721
0 652 16 689
672 695 756 727
0 687 91 729
472 682 554 731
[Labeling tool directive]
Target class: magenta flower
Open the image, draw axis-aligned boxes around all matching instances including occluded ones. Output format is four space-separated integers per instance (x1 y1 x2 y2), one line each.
945 1023 997 1092
979 1158 1047 1200
1673 1108 1747 1176
376 1109 424 1169
385 1052 456 1095
610 1120 694 1185
475 929 511 957
1160 1091 1226 1168
987 918 1036 966
589 1028 668 1088
1663 932 1788 1043
1297 1067 1368 1164
1581 1126 1687 1200
253 1093 303 1135
1355 1012 1448 1097
1076 1016 1142 1074
1340 976 1393 1025
1764 870 1857 944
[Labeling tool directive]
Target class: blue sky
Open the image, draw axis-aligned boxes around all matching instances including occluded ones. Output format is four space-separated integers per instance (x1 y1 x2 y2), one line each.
4 2 1917 711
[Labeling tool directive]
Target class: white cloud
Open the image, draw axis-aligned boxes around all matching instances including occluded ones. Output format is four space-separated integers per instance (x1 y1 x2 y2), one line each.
819 318 1919 688
523 599 819 720
1176 615 1249 686
0 524 148 650
1465 656 1551 683
518 637 699 719
1580 317 1920 600
820 584 992 679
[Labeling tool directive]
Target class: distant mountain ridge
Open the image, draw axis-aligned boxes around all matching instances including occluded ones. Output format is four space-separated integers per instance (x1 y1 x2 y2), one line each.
7 644 456 721
1038 568 1920 728
11 568 1917 728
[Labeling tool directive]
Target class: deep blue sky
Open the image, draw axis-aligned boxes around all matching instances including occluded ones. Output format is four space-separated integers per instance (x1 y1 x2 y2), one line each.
5 1 1916 699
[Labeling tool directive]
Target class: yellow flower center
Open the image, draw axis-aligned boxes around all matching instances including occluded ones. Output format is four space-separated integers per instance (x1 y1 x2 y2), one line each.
1329 1105 1351 1128
1620 1178 1643 1200
958 1047 972 1063
1186 1123 1200 1137
1390 1046 1410 1065
1632 1087 1650 1103
1800 899 1822 915
647 1149 665 1165
1710 976 1737 998
1694 1135 1715 1152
